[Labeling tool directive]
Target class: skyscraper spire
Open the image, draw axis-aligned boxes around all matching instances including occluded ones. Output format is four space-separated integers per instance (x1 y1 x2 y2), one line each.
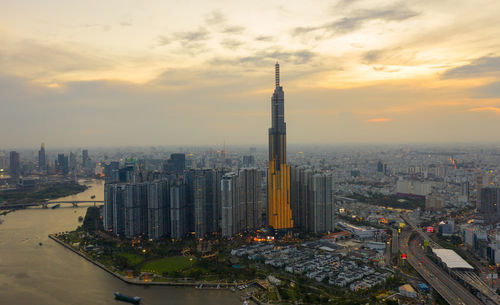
268 62 292 230
275 62 280 88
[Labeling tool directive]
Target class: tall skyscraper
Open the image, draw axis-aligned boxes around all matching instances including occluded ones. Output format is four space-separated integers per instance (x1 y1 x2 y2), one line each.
9 151 20 178
239 168 263 230
290 166 314 231
69 152 77 173
57 153 69 175
193 173 207 237
170 181 187 239
312 173 335 233
38 143 46 171
82 149 90 169
147 180 170 240
268 62 293 229
221 172 238 237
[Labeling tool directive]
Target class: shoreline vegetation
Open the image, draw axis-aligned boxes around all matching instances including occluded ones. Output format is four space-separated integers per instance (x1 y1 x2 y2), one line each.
48 234 240 288
0 182 88 206
51 206 260 288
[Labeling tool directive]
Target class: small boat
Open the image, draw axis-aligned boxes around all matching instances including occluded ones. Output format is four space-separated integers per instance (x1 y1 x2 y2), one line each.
114 292 141 304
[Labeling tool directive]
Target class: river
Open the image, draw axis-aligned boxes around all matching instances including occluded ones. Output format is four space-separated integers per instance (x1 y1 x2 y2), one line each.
0 180 239 305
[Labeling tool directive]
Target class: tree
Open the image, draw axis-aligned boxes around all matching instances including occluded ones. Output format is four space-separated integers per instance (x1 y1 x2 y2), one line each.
82 207 103 232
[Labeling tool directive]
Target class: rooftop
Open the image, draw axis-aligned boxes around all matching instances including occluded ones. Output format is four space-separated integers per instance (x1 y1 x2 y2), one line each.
432 248 474 270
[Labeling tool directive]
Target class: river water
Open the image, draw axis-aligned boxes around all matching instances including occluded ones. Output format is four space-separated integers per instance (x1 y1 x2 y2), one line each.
0 180 239 305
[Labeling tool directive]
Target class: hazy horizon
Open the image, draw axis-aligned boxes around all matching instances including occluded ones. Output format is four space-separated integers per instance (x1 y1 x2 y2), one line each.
1 0 500 147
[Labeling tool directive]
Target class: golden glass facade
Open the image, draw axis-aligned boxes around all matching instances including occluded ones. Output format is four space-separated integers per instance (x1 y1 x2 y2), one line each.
268 63 293 229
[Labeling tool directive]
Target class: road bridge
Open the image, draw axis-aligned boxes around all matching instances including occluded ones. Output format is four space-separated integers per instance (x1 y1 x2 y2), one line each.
0 201 104 210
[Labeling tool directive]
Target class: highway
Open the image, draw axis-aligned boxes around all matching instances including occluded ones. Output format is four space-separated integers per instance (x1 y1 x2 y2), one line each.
401 213 500 304
400 229 482 305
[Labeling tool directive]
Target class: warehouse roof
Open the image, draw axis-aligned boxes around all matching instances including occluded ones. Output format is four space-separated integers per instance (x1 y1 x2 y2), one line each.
432 248 473 270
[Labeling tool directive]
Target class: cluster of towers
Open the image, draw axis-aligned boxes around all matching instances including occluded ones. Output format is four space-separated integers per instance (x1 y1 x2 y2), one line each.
102 63 335 240
103 164 265 240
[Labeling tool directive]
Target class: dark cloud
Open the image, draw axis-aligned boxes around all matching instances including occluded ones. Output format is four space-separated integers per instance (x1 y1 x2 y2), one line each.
175 28 210 42
220 39 243 50
156 35 171 46
363 50 381 63
372 66 400 72
335 0 362 8
222 25 245 34
255 35 275 42
292 5 419 37
212 49 316 67
442 56 500 79
173 28 210 51
205 11 226 25
361 47 417 66
473 81 500 98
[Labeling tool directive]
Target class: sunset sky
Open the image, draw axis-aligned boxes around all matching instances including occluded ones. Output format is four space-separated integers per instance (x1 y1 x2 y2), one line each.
1 0 500 148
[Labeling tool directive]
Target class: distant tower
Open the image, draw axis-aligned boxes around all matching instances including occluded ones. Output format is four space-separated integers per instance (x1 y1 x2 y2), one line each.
38 143 46 171
268 62 293 229
9 151 20 178
82 149 89 169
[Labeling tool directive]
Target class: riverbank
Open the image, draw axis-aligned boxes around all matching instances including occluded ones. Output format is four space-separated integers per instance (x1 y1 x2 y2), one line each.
0 181 88 209
48 234 242 289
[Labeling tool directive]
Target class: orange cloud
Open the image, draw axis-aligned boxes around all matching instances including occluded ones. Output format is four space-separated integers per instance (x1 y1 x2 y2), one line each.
366 118 391 123
468 107 500 114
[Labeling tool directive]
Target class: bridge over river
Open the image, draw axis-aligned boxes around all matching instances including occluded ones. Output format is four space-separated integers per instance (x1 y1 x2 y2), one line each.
0 200 104 210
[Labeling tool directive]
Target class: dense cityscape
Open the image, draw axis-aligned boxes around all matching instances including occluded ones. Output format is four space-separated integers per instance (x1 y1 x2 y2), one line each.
2 1 500 304
2 64 500 305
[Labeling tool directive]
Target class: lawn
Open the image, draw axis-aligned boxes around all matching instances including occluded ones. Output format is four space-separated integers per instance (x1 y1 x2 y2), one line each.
119 253 144 265
141 256 195 274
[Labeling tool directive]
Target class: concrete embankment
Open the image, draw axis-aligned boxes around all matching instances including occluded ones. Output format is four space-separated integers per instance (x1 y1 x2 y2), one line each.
48 234 237 288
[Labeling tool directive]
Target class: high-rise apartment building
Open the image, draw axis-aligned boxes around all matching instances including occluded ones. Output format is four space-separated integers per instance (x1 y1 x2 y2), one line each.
312 174 335 233
238 168 263 230
221 172 238 237
193 173 207 237
103 183 127 235
480 187 500 222
291 166 314 231
170 181 187 239
166 153 186 174
124 182 148 238
268 63 293 229
148 180 170 240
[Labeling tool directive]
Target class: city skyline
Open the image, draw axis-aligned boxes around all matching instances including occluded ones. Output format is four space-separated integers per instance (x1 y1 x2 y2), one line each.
1 0 500 147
